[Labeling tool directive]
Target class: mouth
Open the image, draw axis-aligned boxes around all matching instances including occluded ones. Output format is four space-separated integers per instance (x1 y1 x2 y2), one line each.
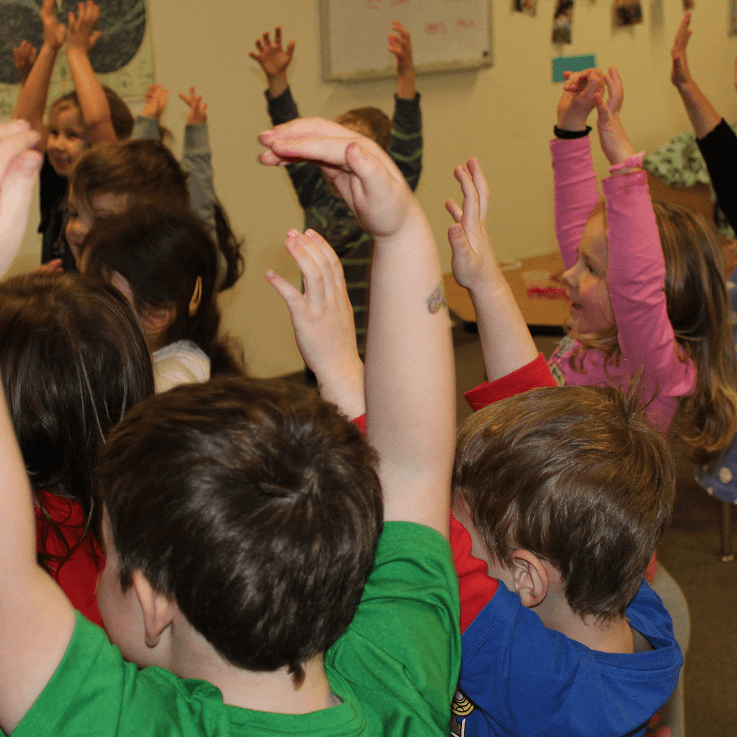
49 154 72 172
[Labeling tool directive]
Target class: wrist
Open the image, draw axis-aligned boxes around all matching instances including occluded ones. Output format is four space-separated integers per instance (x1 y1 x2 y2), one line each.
608 150 644 174
554 125 591 139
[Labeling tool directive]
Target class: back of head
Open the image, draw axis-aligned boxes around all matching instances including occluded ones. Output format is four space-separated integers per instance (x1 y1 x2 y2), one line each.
83 205 242 375
652 201 737 464
69 139 190 215
97 377 383 682
0 273 154 564
53 86 134 141
453 384 675 620
335 107 392 151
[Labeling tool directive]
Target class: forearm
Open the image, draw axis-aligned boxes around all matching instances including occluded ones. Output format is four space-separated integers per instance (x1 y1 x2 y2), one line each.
469 271 538 383
366 206 455 535
697 119 737 232
675 80 722 140
66 46 115 142
389 94 422 191
551 136 600 269
183 123 216 232
396 69 416 100
12 42 58 138
267 71 289 99
131 115 159 141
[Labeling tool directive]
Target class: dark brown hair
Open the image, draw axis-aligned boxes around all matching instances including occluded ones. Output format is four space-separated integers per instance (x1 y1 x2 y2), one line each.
568 201 737 465
83 206 243 377
335 107 392 151
0 273 154 573
453 384 675 620
52 86 135 141
69 139 244 291
97 377 383 683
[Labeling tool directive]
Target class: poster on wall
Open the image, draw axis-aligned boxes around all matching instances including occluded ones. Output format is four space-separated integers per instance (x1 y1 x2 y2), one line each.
731 0 737 36
514 0 538 17
0 0 154 119
552 0 575 43
613 0 643 27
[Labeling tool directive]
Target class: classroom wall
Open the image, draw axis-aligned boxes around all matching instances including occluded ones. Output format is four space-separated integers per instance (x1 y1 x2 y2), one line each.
10 1 737 377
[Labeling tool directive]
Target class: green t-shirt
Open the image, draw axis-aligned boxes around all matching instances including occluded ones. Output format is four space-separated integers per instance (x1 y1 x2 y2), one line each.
15 522 460 737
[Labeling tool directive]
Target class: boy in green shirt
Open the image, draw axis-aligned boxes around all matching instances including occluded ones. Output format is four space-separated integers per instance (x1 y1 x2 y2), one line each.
0 118 459 736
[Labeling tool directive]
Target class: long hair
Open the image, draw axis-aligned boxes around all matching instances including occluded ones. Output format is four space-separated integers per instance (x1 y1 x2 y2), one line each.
0 273 154 573
569 200 737 464
83 206 243 376
51 86 134 141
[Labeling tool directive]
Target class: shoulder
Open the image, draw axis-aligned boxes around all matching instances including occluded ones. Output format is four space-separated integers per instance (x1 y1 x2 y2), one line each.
14 614 226 736
153 341 211 393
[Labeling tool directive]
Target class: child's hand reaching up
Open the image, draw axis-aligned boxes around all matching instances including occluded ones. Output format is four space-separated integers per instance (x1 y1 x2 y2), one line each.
388 21 416 99
446 158 537 381
0 121 43 276
12 41 37 84
249 27 295 98
671 13 693 88
557 68 604 131
260 117 417 240
65 0 101 53
41 0 65 51
594 68 637 168
141 83 169 120
179 87 208 125
267 229 365 419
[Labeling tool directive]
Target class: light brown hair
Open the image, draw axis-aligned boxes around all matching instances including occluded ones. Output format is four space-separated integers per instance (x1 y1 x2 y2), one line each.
453 384 675 620
335 107 392 150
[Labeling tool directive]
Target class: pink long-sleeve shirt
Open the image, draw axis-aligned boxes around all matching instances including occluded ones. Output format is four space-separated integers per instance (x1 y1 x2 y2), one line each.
548 136 695 432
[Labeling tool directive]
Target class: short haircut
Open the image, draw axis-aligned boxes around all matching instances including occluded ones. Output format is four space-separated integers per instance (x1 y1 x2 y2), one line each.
97 377 383 683
0 273 153 571
453 385 675 620
335 107 392 151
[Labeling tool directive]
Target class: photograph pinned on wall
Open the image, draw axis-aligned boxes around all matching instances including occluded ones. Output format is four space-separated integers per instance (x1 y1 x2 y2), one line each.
683 0 694 8
514 0 538 17
731 0 737 35
613 0 643 26
552 0 574 43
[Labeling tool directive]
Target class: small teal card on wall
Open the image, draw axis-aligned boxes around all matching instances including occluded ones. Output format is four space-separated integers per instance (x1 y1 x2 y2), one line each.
552 54 596 83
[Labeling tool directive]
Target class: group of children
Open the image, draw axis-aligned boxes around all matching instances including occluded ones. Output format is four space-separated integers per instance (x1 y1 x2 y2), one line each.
0 4 735 737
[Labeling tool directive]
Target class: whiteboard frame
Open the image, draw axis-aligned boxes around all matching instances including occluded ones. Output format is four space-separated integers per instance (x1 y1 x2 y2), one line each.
319 0 493 83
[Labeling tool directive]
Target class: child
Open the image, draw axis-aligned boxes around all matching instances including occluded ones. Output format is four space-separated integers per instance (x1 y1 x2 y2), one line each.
250 22 422 356
81 206 242 392
550 66 737 464
13 0 132 271
130 83 245 290
446 158 682 737
65 137 243 293
0 116 458 735
670 13 737 503
0 272 153 626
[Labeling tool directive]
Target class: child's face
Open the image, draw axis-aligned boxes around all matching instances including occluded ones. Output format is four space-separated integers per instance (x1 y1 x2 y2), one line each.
66 190 128 264
562 208 614 334
46 103 89 177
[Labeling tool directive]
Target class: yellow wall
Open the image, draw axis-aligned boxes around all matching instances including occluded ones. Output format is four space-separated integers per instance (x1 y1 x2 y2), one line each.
10 2 737 376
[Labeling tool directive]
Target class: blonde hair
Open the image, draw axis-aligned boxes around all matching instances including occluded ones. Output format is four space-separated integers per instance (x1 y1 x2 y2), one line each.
334 107 392 151
569 200 737 465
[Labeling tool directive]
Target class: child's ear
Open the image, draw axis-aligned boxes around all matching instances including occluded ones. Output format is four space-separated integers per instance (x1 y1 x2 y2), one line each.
130 569 176 648
508 549 549 609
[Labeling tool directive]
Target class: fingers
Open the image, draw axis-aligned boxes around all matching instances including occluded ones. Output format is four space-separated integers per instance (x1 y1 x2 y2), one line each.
0 121 41 180
467 158 489 221
454 164 480 225
445 198 462 222
602 67 623 115
275 26 282 45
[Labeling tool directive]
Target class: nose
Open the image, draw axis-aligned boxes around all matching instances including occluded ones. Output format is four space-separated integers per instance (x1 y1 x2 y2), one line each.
562 263 577 288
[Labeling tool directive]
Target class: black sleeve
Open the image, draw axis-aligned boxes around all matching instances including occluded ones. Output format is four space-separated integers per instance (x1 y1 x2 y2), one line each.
697 119 737 233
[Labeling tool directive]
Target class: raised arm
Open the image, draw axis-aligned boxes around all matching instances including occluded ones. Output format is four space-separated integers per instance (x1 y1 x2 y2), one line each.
65 0 116 144
0 121 75 735
389 21 415 100
447 158 538 382
551 69 603 269
670 14 721 139
13 41 38 86
260 118 454 536
12 0 65 145
249 26 295 99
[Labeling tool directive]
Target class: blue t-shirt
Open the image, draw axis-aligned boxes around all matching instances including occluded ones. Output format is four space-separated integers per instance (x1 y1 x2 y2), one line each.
452 580 682 737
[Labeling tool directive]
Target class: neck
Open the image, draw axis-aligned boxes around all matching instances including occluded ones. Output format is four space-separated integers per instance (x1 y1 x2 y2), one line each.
169 618 337 713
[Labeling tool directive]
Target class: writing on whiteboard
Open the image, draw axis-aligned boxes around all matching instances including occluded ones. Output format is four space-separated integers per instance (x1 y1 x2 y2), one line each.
425 21 447 33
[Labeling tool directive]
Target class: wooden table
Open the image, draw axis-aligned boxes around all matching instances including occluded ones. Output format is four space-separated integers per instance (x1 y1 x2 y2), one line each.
444 252 569 334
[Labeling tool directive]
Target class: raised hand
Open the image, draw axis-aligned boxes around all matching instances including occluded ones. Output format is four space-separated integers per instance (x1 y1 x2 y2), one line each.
671 13 693 88
0 121 43 277
594 68 636 168
141 83 169 120
41 0 65 50
445 158 495 292
260 118 415 240
557 68 604 131
179 86 208 125
66 0 101 53
267 229 365 418
12 41 37 84
249 27 295 80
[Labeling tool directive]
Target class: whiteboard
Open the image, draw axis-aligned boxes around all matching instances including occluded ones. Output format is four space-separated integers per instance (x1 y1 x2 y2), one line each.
320 0 492 82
